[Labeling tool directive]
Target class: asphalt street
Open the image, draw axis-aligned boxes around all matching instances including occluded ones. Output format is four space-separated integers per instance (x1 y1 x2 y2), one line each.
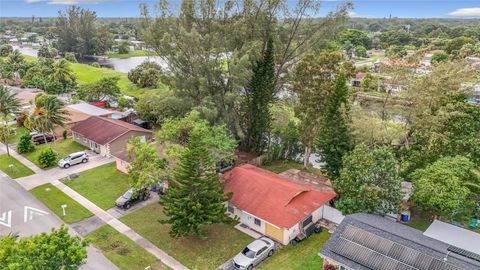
0 173 117 269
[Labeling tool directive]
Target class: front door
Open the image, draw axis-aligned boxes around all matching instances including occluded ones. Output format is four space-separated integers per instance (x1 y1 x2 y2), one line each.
89 140 99 153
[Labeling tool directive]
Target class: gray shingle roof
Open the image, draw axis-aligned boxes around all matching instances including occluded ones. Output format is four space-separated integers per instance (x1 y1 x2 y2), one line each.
319 214 480 270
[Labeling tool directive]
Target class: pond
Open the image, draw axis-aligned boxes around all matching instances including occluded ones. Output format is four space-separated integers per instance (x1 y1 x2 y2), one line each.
13 45 168 73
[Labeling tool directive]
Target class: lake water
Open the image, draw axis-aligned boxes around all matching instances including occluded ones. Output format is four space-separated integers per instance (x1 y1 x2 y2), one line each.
13 46 168 73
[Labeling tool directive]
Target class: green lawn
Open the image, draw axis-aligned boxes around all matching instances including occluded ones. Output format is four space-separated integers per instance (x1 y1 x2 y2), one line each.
30 183 93 224
6 126 29 144
70 61 153 98
22 139 86 169
62 162 130 210
120 203 253 270
260 159 324 175
258 231 330 270
406 216 432 232
106 50 153 59
86 225 166 270
0 154 34 179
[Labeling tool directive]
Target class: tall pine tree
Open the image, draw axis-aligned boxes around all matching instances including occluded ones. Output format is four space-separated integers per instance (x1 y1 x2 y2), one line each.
161 128 230 238
244 36 276 154
315 73 352 178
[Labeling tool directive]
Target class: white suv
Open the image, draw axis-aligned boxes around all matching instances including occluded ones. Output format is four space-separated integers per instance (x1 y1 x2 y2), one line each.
58 151 89 168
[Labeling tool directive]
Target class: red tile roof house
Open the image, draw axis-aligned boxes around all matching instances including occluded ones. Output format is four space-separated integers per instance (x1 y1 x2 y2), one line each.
71 116 153 157
223 164 336 245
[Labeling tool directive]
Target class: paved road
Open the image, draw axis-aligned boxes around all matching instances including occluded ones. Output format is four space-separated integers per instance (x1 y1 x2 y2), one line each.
0 173 117 270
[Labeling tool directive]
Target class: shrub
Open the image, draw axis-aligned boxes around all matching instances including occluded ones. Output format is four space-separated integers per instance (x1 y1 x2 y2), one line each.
17 133 35 154
64 52 77 63
0 44 13 57
118 42 130 54
128 61 162 87
90 62 100 68
62 130 68 139
37 45 58 58
38 148 58 168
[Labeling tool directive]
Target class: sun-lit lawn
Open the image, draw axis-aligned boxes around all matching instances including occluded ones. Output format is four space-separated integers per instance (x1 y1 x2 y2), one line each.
86 225 166 270
22 139 86 169
0 154 34 179
260 159 324 176
6 126 29 144
30 183 93 224
120 203 253 270
62 162 130 210
258 231 330 270
106 50 153 59
69 62 154 97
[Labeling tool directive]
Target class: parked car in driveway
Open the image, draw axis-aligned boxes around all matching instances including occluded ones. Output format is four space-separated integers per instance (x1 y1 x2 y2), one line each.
233 237 275 270
31 134 55 144
58 151 89 168
115 188 150 209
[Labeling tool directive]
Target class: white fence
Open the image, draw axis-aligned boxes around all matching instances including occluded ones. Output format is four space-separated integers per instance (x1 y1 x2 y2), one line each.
322 205 345 224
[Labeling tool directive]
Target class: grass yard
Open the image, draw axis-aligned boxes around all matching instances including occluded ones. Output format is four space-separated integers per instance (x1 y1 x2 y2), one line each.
258 231 330 270
69 62 153 98
6 126 29 144
260 159 324 176
406 216 432 232
0 154 34 179
30 183 93 224
106 50 153 59
22 139 86 169
86 225 166 270
120 203 253 270
62 162 130 210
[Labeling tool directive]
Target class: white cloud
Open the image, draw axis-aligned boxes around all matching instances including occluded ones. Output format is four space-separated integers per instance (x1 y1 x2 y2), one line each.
448 7 480 17
25 0 110 4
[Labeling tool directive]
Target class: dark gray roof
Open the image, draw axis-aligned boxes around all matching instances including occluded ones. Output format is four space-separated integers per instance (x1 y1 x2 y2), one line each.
319 213 480 270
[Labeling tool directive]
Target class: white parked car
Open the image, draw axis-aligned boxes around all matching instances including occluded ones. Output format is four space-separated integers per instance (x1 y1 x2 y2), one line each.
232 237 275 270
58 151 88 168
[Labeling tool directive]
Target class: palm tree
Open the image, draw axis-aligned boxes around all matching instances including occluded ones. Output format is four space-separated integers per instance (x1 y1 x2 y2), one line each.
4 50 25 80
50 59 75 86
26 94 69 146
0 85 21 156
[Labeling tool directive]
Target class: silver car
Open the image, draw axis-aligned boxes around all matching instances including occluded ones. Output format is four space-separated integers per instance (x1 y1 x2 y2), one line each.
58 151 88 168
233 237 275 270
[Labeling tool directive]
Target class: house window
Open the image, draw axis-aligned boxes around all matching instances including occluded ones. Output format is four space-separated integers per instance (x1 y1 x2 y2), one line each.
254 218 261 226
227 203 234 214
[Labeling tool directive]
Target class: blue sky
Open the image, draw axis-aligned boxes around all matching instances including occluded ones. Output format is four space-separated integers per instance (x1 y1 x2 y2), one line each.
0 0 479 18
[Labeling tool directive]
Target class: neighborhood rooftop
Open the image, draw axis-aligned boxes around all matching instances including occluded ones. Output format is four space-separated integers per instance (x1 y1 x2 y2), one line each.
67 102 112 116
320 213 480 270
71 116 152 145
223 164 336 228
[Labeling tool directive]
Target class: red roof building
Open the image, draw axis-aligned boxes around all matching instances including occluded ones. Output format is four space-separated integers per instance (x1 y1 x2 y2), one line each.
223 164 336 244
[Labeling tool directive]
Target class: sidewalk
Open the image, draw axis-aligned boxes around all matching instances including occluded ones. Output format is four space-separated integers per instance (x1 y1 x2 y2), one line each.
16 153 114 190
52 180 189 270
0 144 42 174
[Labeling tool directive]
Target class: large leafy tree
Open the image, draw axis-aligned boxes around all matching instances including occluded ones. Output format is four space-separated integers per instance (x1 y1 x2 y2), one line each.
411 156 480 219
156 110 237 169
243 36 275 154
0 225 87 270
335 144 402 215
55 6 112 56
402 61 480 175
315 73 352 178
292 52 353 168
339 29 372 49
76 77 120 102
127 137 166 191
139 0 351 139
0 85 20 156
160 128 230 238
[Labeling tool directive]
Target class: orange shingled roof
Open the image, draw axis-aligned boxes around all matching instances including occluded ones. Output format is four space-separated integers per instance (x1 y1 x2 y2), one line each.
223 164 336 228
